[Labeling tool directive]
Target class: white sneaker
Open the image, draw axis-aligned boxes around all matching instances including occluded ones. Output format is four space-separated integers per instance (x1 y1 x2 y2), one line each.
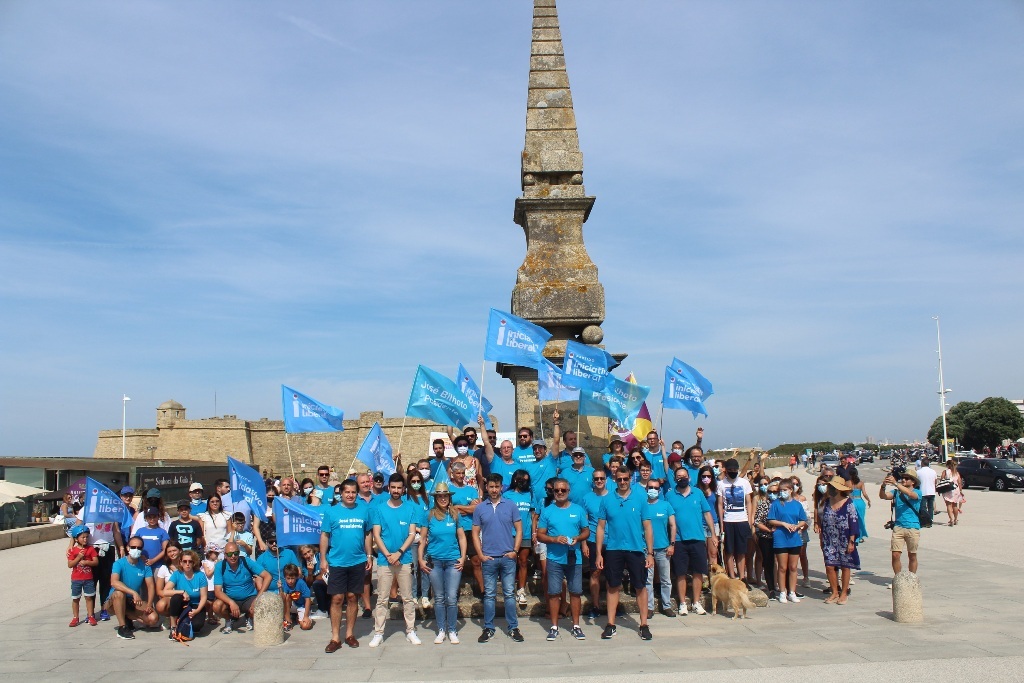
516 588 528 606
420 596 431 610
778 592 788 603
310 610 326 620
692 603 707 615
788 592 801 603
368 633 384 648
433 631 445 644
406 631 422 645
448 630 460 645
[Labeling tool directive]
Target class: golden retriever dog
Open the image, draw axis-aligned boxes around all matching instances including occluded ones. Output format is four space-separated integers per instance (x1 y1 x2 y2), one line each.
709 563 755 619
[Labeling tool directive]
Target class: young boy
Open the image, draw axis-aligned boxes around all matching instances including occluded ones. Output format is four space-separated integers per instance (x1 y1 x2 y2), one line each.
228 512 255 557
282 564 314 631
136 508 170 568
68 526 99 627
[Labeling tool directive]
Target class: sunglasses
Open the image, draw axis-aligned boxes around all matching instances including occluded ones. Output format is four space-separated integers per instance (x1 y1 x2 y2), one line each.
553 488 569 493
128 546 144 551
593 476 607 481
615 477 630 483
225 551 240 557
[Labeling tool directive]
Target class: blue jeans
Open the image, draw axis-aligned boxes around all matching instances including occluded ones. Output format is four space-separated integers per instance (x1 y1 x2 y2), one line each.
646 548 672 612
410 542 431 598
482 556 518 630
428 559 462 634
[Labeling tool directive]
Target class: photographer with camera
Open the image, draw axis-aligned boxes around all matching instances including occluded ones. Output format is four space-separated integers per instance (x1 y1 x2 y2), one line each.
878 467 922 581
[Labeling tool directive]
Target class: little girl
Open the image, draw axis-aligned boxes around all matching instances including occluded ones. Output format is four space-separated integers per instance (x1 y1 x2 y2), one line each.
67 526 99 627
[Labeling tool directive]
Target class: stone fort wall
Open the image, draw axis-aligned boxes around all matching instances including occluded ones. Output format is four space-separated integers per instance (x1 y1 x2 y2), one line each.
94 405 479 481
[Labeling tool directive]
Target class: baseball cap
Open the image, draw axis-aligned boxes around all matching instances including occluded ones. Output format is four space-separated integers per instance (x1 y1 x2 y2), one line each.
144 507 160 517
119 486 135 496
176 499 190 510
667 453 682 466
532 439 547 449
372 472 385 483
189 483 204 492
145 488 161 498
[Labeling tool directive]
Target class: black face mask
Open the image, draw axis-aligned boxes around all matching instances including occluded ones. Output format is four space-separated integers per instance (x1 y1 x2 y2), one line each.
726 471 739 479
517 480 531 492
676 479 690 489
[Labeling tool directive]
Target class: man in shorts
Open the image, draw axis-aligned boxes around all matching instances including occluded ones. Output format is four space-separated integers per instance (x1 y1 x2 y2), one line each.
665 466 714 615
537 477 589 641
582 467 610 619
879 468 922 578
717 458 754 580
596 467 654 640
109 536 160 638
212 541 271 633
320 480 372 653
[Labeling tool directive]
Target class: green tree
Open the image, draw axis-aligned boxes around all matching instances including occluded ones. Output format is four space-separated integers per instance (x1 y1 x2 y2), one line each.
960 397 1024 451
927 401 976 447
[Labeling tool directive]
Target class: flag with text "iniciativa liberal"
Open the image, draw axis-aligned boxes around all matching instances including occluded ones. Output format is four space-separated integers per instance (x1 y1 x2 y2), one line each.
82 477 131 525
579 374 651 428
355 422 396 476
406 365 476 429
456 363 493 430
663 358 714 417
227 456 268 523
281 385 345 434
538 358 581 402
483 308 551 371
562 339 618 391
273 496 322 546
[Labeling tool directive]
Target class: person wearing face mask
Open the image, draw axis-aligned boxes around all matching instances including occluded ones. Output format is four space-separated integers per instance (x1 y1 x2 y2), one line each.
748 478 772 590
451 435 483 491
665 467 713 615
767 481 808 603
109 536 160 638
789 476 812 586
405 471 432 609
505 470 536 607
716 458 755 581
696 465 721 568
642 480 676 617
752 479 779 599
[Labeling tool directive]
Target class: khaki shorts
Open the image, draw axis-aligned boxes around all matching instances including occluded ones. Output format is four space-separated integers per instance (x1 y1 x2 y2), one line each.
890 527 920 553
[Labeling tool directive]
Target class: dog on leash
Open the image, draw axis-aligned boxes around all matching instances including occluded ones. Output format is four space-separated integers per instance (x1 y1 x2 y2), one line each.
709 563 755 619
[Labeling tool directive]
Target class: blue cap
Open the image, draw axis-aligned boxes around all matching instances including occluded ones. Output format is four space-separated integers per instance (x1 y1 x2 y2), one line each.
119 486 135 496
70 525 89 538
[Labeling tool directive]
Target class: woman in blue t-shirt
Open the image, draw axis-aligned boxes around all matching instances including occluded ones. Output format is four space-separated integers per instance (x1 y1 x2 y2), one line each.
697 466 720 567
162 549 208 639
417 482 466 644
405 471 432 608
767 481 808 604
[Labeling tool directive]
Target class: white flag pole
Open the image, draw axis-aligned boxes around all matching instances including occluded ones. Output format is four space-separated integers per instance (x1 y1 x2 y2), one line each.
397 415 408 458
284 433 297 480
477 360 486 421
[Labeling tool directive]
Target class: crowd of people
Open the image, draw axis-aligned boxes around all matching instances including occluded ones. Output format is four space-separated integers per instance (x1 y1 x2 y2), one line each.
63 416 936 649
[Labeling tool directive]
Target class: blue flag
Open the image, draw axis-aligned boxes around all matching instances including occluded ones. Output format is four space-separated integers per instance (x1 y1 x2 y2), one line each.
281 385 345 434
483 308 551 371
456 363 493 430
82 477 130 525
273 496 322 546
355 422 396 476
664 359 713 417
538 358 580 402
562 340 618 391
427 457 450 492
406 365 476 428
227 456 268 523
579 374 651 428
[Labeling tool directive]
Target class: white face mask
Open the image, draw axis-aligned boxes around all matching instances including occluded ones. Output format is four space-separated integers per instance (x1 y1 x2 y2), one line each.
128 548 143 560
672 448 683 455
456 446 469 456
418 468 431 479
303 487 313 495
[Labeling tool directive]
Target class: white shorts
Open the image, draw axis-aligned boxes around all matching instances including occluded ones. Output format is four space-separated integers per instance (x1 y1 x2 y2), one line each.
535 540 547 560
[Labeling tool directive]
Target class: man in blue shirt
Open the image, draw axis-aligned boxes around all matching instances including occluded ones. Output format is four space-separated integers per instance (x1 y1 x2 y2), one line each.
642 430 668 482
551 409 579 473
582 469 609 620
320 479 372 653
472 473 524 644
561 448 595 506
512 427 537 464
109 536 159 638
368 473 420 647
642 480 676 617
427 439 448 480
254 533 299 593
879 467 922 578
665 467 714 616
537 477 589 641
314 465 334 501
188 483 207 515
597 468 654 641
212 541 271 633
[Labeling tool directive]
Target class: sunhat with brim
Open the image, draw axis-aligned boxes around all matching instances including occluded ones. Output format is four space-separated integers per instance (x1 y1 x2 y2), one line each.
900 467 920 485
432 482 451 496
828 477 852 492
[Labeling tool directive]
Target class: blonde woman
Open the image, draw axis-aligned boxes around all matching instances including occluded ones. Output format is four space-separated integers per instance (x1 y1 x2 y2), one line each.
940 458 965 526
418 482 467 644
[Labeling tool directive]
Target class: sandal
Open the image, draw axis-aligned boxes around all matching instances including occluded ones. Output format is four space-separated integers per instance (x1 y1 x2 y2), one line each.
836 597 848 605
824 595 838 604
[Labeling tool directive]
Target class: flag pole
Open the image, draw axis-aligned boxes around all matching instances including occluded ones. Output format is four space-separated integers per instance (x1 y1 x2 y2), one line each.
477 360 487 420
397 415 408 457
284 433 297 481
538 401 545 441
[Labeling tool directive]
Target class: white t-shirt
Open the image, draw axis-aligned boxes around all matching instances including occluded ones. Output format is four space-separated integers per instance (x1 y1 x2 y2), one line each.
917 466 938 496
717 477 753 523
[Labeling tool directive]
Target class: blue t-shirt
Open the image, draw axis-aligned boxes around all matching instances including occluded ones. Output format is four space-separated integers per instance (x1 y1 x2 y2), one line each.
665 487 712 541
683 464 701 483
643 449 667 481
561 465 596 505
582 491 608 534
371 500 417 565
449 483 480 532
598 488 653 552
472 497 520 556
894 487 922 530
428 457 448 480
512 445 536 464
705 490 719 524
283 577 311 603
190 499 208 515
234 530 257 557
168 569 206 608
255 548 299 592
553 449 574 475
136 526 169 564
526 458 557 501
503 490 534 540
537 502 588 564
490 459 521 491
213 557 261 600
404 493 431 521
646 498 674 549
425 512 462 562
767 499 807 548
110 557 152 596
321 503 370 568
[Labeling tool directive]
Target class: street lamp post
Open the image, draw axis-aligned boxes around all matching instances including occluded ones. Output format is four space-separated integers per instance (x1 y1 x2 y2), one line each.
122 395 131 459
933 317 951 462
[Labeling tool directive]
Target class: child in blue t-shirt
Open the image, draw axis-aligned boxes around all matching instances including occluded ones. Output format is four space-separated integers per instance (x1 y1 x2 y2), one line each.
282 564 313 631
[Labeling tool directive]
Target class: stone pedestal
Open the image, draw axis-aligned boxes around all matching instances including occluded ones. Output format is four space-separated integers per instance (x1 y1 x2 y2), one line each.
253 592 285 646
892 571 923 623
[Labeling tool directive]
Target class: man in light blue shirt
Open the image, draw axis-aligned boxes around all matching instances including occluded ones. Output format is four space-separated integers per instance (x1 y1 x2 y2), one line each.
369 473 420 647
537 478 589 641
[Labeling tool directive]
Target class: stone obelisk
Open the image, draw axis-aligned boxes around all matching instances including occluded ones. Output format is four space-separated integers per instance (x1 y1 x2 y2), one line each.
497 0 625 453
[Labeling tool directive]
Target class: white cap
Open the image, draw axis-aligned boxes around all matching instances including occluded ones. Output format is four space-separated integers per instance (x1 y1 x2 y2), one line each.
189 483 204 492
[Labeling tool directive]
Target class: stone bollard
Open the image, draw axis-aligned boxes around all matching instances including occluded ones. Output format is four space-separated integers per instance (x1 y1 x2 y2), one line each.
253 592 285 646
892 571 923 623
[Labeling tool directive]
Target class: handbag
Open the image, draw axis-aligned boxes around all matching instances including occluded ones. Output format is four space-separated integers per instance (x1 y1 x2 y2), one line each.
935 478 955 494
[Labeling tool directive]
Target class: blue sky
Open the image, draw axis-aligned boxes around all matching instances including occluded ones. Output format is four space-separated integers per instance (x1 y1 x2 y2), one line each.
1 1 1022 457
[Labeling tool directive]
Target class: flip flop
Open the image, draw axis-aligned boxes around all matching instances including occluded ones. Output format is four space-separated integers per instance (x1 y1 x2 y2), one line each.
836 598 848 605
824 595 838 604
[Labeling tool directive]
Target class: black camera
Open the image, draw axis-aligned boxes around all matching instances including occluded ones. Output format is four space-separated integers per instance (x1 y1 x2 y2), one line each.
883 520 896 530
889 455 907 481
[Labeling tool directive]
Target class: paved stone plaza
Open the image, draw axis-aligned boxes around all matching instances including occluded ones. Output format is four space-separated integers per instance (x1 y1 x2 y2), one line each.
4 466 1024 682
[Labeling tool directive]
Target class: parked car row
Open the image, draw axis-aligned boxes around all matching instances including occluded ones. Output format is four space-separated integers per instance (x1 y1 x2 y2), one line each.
957 458 1024 491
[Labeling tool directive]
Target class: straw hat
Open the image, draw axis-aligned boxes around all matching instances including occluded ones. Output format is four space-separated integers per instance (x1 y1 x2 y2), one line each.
828 477 852 492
